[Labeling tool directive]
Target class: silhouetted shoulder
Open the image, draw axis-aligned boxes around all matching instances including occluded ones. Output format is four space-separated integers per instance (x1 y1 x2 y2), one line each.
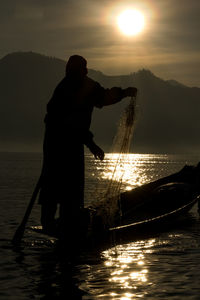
84 76 102 90
53 77 67 95
85 76 105 108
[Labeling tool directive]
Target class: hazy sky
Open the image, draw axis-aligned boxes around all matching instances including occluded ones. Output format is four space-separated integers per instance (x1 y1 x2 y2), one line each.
1 0 199 86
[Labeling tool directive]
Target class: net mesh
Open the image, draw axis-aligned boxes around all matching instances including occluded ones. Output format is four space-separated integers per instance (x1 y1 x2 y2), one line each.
91 96 136 228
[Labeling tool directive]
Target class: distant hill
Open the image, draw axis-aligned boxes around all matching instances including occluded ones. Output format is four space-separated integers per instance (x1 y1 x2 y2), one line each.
0 51 200 153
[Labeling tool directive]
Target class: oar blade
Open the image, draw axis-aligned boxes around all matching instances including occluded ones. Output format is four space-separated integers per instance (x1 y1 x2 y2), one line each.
11 224 25 246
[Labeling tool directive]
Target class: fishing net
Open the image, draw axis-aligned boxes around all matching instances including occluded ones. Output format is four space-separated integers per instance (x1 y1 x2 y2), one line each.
91 96 137 228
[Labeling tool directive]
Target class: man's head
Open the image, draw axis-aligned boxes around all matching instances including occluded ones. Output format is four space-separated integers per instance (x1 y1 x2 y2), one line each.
65 55 88 78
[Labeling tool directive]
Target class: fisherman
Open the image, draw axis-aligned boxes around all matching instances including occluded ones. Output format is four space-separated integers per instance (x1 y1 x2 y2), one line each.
39 55 137 238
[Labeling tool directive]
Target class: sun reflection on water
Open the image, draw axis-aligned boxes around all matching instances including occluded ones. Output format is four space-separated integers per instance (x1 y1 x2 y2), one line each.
100 153 165 192
86 153 172 207
101 239 156 298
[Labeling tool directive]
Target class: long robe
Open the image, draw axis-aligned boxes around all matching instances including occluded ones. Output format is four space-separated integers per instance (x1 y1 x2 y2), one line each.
39 75 124 230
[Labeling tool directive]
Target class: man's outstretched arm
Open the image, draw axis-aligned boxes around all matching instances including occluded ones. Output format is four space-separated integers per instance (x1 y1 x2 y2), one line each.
103 87 137 106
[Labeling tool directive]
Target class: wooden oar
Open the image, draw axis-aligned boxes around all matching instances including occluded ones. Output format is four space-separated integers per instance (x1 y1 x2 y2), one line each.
12 175 42 246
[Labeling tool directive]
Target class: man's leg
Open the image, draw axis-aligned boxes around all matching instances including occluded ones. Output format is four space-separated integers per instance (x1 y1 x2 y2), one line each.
39 186 57 232
41 201 57 231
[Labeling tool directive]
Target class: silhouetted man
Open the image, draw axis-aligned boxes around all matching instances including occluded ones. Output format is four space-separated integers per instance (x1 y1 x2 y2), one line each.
39 55 137 237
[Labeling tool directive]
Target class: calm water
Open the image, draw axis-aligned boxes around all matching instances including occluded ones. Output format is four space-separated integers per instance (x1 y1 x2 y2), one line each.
0 152 200 299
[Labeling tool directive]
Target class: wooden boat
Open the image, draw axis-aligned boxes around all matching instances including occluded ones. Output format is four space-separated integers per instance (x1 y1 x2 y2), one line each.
109 184 199 236
107 164 200 238
30 164 200 243
89 164 200 242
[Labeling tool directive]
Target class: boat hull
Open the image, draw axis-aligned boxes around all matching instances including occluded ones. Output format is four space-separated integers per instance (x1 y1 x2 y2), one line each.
30 164 200 245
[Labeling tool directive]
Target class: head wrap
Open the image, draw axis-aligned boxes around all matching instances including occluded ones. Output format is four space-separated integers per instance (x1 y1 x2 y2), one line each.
65 55 87 76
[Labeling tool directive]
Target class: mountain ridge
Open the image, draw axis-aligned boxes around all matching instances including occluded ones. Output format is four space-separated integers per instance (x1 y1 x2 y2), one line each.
0 51 200 153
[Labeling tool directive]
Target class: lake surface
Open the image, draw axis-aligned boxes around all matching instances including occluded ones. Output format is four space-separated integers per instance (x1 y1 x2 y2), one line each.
0 152 200 299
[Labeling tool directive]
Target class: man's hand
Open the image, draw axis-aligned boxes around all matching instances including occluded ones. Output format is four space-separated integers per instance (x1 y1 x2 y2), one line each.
124 87 138 98
88 142 104 160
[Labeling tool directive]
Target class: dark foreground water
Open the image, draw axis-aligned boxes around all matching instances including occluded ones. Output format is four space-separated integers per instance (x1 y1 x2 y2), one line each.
0 152 200 299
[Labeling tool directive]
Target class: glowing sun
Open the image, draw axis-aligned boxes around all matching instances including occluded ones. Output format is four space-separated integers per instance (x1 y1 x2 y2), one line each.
117 9 145 36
